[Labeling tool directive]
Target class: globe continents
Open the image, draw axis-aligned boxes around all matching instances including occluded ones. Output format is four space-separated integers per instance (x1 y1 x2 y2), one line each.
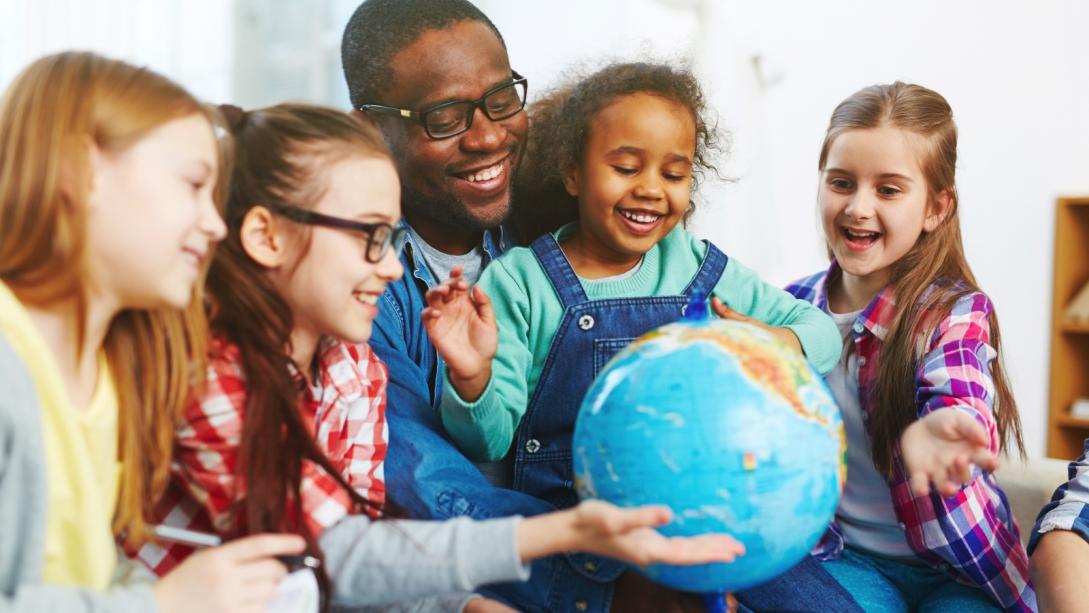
572 318 845 593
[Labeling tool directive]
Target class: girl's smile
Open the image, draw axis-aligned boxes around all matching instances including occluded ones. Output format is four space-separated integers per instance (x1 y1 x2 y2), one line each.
820 126 948 307
562 92 696 278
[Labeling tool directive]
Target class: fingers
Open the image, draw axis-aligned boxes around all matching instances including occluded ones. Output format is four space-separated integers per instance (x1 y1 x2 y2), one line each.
909 467 932 497
950 411 991 449
614 504 673 533
472 285 495 324
219 534 306 563
236 558 291 586
647 534 746 566
711 297 744 321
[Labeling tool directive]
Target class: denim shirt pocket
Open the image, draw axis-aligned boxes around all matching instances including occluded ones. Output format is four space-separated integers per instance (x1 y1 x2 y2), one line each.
592 338 637 377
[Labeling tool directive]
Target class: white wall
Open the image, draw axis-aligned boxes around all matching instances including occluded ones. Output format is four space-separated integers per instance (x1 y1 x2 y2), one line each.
0 0 232 104
479 0 1089 458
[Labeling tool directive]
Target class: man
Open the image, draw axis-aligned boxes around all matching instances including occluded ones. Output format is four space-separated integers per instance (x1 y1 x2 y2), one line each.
1029 443 1089 612
342 4 621 610
341 2 862 611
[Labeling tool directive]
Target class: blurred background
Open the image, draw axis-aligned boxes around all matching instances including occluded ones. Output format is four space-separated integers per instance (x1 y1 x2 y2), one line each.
4 0 1089 460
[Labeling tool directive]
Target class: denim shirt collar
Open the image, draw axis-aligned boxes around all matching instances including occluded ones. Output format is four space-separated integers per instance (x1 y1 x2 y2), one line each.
397 219 512 289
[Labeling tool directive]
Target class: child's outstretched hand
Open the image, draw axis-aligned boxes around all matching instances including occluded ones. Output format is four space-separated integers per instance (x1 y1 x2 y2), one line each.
518 499 745 567
711 296 803 354
901 409 1000 497
422 266 497 402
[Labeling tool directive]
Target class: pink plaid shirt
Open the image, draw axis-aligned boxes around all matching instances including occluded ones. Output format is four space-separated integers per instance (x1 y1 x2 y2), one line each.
787 263 1034 612
134 337 388 576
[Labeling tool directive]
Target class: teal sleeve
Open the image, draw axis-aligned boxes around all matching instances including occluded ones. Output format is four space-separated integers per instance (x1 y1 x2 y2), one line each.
439 261 534 462
714 257 842 374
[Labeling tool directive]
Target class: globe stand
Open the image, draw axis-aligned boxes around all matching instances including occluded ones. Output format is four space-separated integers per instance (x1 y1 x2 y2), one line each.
700 591 728 613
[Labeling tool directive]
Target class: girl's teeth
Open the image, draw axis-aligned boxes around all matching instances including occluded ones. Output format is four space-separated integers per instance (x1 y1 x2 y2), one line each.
620 210 660 223
465 163 504 183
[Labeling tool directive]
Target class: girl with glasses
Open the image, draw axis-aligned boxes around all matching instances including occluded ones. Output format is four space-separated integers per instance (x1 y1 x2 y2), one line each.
138 102 744 611
0 52 307 613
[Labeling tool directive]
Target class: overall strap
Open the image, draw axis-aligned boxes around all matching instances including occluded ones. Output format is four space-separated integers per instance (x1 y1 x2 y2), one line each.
529 234 589 309
683 241 729 297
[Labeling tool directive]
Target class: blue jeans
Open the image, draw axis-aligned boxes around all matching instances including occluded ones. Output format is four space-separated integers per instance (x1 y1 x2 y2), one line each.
736 554 863 613
821 547 999 612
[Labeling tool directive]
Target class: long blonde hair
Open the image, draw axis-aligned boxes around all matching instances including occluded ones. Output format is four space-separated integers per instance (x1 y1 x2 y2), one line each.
0 52 220 546
819 82 1025 475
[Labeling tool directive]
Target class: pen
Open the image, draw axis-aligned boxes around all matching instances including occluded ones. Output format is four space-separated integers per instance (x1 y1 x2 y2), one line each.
152 524 321 569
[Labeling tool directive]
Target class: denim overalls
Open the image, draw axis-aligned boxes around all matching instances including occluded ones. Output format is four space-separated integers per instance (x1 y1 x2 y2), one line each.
513 233 728 510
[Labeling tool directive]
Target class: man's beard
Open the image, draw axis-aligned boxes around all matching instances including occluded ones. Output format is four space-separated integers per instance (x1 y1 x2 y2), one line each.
401 183 511 234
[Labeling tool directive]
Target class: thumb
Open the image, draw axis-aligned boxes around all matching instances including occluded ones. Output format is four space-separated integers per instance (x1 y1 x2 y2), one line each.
951 412 989 448
711 296 745 321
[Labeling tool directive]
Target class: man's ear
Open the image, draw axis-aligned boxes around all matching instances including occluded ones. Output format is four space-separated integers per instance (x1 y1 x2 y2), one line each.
240 206 289 268
562 163 580 197
923 189 954 232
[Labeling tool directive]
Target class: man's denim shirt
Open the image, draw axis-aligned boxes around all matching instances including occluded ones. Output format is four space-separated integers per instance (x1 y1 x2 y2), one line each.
369 222 622 613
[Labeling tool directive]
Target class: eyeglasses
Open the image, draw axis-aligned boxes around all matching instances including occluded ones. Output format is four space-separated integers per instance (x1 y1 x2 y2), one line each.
268 204 407 264
360 71 528 140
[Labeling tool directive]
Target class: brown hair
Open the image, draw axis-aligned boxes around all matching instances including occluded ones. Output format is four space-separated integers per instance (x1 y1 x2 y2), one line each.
511 61 726 243
208 103 391 599
819 82 1025 475
0 51 219 547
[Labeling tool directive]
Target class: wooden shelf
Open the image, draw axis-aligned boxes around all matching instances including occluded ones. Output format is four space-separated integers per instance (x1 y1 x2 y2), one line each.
1057 415 1089 429
1047 197 1089 459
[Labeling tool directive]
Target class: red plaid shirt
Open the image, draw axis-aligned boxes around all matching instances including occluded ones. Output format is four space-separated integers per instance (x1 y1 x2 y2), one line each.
133 337 388 575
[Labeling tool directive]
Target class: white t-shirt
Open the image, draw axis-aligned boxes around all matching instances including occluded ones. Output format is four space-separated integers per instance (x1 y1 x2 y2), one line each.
824 305 915 559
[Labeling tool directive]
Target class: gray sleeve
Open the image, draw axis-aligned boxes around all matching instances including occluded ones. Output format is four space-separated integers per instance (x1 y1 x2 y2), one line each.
320 514 530 608
0 584 157 613
332 592 477 613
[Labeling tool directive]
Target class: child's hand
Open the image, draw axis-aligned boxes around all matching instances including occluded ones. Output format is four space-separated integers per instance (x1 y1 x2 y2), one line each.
901 409 1000 497
711 296 803 354
422 266 497 402
154 534 306 613
518 499 745 567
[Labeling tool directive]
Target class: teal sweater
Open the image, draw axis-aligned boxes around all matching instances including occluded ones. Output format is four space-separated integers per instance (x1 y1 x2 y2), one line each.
440 225 842 461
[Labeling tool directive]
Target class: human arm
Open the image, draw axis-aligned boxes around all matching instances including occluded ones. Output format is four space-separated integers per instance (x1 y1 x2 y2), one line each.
321 500 741 608
1030 529 1089 613
901 293 1001 496
432 263 536 462
0 339 303 613
1028 439 1089 613
712 257 841 374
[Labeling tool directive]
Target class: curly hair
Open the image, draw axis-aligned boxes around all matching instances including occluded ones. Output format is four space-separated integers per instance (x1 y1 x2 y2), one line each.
511 61 726 244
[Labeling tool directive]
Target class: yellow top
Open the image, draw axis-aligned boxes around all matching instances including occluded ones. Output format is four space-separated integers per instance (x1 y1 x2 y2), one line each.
0 281 120 589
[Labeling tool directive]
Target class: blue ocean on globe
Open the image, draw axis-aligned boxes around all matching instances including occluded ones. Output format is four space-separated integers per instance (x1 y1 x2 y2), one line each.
573 317 845 593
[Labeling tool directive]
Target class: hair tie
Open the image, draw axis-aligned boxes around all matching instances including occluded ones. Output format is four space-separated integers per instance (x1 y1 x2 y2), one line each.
218 103 246 133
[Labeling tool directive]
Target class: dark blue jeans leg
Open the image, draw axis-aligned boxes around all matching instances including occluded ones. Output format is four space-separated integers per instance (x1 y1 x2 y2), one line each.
735 555 863 613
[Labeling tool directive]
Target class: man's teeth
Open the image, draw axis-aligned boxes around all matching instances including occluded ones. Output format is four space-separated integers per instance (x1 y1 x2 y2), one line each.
463 163 504 183
619 210 661 224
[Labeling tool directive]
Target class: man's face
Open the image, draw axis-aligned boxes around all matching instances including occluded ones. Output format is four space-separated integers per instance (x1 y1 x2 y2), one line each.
379 20 528 233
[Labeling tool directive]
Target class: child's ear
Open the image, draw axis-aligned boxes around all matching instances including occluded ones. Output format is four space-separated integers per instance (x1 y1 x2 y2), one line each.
562 163 580 197
240 206 289 268
923 189 954 232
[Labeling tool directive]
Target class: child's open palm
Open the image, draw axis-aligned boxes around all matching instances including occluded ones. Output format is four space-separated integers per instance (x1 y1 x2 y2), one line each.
423 266 497 401
901 409 1000 497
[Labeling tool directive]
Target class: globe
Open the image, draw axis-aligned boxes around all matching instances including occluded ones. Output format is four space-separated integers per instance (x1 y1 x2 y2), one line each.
572 316 845 593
